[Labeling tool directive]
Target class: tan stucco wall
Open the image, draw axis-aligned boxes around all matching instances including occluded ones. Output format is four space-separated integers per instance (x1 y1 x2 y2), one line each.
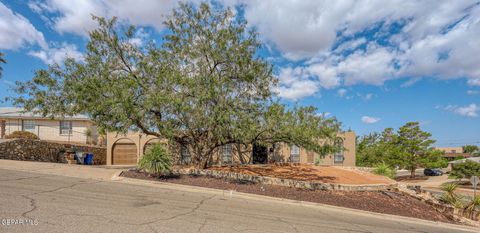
436 147 463 154
2 118 96 144
266 131 356 166
106 132 167 165
106 131 356 166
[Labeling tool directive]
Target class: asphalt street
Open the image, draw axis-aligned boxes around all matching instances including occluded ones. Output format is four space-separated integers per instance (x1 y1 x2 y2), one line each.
0 168 477 233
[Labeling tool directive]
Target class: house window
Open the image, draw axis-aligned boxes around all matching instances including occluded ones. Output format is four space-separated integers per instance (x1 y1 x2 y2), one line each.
22 120 36 133
221 144 232 163
290 145 300 163
334 150 344 163
181 145 191 164
60 121 72 135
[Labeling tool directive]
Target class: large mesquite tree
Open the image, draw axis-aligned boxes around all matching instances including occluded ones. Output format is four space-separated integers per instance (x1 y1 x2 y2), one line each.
13 3 340 168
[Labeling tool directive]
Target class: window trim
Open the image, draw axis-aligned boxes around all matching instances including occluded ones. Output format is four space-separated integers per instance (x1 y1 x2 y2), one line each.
221 144 233 163
290 145 300 163
59 121 73 135
22 120 36 132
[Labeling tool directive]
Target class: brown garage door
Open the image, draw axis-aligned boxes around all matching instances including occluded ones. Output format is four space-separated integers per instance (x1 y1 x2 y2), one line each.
112 143 137 165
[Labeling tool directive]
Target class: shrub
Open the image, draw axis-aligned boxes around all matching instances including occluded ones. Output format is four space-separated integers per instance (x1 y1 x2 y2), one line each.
314 156 322 166
449 160 480 180
5 131 39 140
372 163 396 179
138 144 172 177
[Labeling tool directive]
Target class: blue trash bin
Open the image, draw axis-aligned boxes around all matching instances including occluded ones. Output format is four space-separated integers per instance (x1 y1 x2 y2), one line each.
84 153 94 165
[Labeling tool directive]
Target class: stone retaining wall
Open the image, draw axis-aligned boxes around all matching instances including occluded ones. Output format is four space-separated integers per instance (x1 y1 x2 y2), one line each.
0 139 106 165
173 168 397 191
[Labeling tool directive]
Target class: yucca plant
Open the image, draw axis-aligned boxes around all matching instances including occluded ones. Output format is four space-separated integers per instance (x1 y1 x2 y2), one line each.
464 196 480 219
439 183 464 208
373 163 396 179
138 144 172 177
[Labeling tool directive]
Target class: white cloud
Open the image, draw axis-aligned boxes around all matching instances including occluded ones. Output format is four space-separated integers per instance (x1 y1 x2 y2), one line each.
453 104 479 117
0 2 47 50
337 88 347 97
28 43 83 65
467 90 480 95
22 0 480 100
468 79 480 86
361 116 381 124
241 0 480 99
29 0 180 36
274 67 320 100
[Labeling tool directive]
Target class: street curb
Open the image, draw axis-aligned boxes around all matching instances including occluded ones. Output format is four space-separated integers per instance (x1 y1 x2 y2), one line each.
113 175 479 233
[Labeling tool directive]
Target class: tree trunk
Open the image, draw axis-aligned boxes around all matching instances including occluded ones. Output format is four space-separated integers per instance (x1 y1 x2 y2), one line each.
410 168 416 178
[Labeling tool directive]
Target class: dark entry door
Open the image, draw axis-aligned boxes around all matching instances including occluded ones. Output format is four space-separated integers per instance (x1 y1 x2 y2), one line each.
252 144 268 164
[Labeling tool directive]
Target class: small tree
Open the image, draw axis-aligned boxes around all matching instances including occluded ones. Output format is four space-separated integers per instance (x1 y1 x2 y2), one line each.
394 122 446 178
449 160 480 180
138 144 172 177
463 145 479 154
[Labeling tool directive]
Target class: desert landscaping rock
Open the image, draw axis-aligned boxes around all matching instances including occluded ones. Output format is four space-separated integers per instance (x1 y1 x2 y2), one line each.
0 139 106 165
121 169 457 224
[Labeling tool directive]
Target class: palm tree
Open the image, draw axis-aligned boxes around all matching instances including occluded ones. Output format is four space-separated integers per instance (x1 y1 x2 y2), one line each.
0 52 6 77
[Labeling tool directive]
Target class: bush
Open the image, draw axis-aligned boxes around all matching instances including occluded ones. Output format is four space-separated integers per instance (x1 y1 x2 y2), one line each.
449 160 480 180
5 131 39 140
372 163 396 179
314 156 322 166
138 144 172 177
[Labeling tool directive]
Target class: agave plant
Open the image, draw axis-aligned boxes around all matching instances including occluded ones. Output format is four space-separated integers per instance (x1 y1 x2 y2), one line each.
138 144 172 177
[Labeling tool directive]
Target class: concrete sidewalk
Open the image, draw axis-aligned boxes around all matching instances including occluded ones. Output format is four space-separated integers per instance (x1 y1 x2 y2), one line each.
0 159 125 181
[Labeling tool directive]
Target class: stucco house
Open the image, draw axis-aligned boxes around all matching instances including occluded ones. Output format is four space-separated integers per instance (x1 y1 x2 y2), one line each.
106 131 356 166
0 107 98 144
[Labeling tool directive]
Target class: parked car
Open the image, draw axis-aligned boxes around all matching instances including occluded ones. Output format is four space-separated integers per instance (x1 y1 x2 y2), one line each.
424 168 443 176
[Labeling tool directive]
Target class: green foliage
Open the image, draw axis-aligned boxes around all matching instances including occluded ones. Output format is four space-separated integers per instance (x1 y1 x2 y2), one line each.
12 3 341 168
464 196 480 214
449 160 480 180
138 144 172 177
439 183 463 208
372 163 396 179
356 122 447 178
463 145 479 154
5 131 39 140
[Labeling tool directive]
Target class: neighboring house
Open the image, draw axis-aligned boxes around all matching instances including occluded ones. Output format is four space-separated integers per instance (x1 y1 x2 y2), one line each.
106 131 356 166
436 147 473 161
0 107 98 144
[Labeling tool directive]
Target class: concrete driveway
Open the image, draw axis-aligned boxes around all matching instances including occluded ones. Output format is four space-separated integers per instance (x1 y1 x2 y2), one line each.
0 160 478 233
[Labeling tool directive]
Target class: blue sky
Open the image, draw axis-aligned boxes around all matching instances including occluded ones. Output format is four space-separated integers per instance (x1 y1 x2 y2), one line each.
1 0 480 147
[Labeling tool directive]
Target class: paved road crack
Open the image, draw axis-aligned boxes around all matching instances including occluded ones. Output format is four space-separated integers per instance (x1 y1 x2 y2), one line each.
20 180 102 220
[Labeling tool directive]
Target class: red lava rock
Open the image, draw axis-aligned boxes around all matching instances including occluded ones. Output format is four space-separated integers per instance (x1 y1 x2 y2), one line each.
122 170 456 224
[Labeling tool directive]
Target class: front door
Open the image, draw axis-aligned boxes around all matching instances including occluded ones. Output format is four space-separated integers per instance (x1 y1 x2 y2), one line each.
252 144 268 164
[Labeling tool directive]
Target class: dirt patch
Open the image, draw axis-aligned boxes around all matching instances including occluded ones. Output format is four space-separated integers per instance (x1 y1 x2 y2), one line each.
206 164 394 185
121 170 455 224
